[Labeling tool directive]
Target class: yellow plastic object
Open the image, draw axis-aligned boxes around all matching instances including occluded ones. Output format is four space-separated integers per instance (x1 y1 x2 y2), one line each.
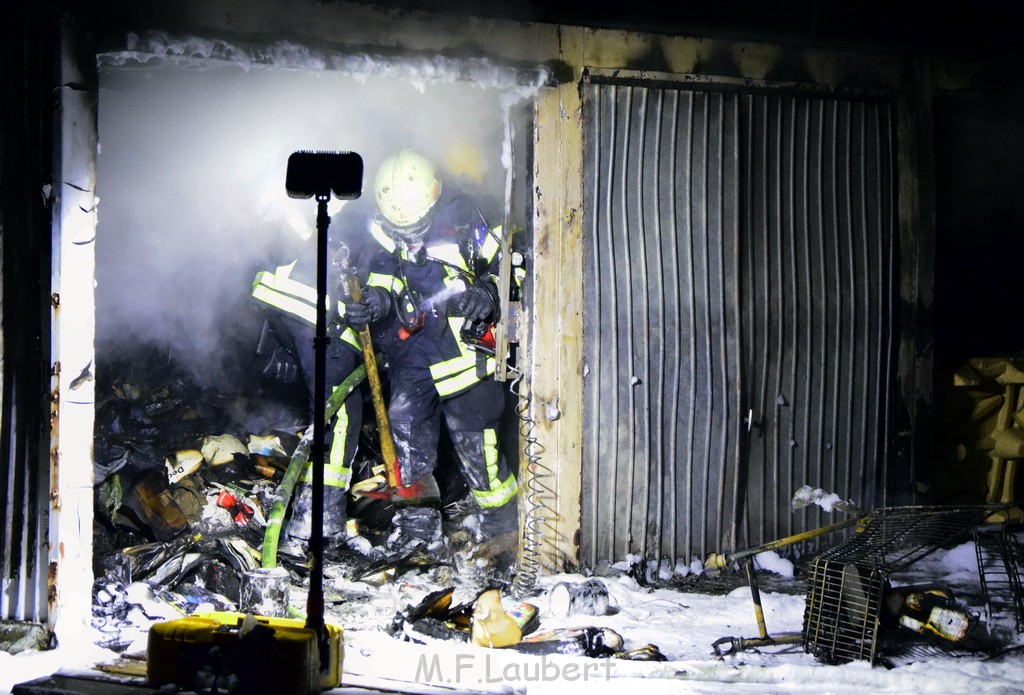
147 611 342 695
471 589 522 648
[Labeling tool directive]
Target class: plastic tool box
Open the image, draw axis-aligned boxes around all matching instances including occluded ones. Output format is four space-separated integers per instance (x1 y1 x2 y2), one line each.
147 611 342 694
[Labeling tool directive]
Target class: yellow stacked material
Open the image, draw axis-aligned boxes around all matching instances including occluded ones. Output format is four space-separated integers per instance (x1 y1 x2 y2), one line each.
937 356 1024 520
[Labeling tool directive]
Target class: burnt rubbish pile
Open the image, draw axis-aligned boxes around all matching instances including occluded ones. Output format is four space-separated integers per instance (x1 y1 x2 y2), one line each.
88 340 488 651
385 583 667 661
89 341 389 650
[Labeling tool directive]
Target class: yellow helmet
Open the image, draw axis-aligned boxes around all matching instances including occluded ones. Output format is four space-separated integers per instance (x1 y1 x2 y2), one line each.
373 149 442 237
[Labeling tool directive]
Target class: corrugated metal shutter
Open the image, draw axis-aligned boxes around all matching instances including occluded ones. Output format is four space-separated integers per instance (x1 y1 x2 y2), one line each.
1 10 55 622
740 94 897 551
581 83 744 565
581 79 897 566
1 371 51 621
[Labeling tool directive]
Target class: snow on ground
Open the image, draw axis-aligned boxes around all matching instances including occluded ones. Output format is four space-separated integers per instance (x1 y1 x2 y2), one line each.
3 541 1024 694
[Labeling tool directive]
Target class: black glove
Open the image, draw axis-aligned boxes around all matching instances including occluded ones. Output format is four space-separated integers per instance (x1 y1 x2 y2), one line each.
344 285 391 329
262 347 298 383
457 281 499 322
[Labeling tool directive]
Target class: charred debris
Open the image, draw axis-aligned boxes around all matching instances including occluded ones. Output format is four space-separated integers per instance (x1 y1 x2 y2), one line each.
87 340 669 661
92 340 381 646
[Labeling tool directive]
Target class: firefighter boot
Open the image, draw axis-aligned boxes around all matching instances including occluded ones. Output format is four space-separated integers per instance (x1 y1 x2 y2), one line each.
368 506 444 561
369 475 444 560
285 483 348 547
464 497 518 543
466 499 519 569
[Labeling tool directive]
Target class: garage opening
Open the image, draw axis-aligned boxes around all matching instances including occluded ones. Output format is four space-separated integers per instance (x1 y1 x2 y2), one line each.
90 35 537 638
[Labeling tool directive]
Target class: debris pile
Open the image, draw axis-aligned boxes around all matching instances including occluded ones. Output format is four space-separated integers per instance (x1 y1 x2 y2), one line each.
388 583 667 661
91 343 316 648
88 341 520 652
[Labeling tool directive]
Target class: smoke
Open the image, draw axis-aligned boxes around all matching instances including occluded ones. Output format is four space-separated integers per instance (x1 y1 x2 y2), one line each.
96 42 536 393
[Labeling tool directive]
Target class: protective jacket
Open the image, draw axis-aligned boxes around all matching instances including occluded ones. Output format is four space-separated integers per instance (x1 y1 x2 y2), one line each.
357 184 518 521
251 251 363 540
362 185 502 398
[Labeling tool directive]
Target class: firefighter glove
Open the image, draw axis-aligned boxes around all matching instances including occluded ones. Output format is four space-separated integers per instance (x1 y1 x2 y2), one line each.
457 280 499 322
344 285 391 329
263 347 298 383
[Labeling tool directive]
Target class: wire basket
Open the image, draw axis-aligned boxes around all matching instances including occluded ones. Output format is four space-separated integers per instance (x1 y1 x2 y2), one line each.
801 504 1012 665
974 522 1024 633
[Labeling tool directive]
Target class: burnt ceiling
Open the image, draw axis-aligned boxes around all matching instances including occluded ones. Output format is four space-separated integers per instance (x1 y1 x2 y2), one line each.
348 0 1024 60
40 0 1024 65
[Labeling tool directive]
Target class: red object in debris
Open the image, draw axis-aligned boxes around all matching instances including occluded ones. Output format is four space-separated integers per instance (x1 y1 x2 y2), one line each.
393 477 428 500
233 504 254 524
215 489 236 508
216 489 254 525
357 473 432 502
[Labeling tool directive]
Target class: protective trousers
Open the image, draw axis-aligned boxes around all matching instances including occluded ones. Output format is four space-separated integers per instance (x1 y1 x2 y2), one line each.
387 334 518 542
268 314 362 542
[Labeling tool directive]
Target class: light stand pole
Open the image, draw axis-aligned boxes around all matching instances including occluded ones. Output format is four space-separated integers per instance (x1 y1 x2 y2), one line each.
284 150 362 675
306 189 330 661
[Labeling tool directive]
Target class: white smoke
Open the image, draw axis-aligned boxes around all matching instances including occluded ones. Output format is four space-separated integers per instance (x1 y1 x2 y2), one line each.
95 32 540 391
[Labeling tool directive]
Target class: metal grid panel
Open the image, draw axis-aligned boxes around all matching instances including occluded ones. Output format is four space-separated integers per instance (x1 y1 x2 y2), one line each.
817 505 999 571
974 524 1024 633
802 505 1007 664
581 83 742 565
802 558 885 664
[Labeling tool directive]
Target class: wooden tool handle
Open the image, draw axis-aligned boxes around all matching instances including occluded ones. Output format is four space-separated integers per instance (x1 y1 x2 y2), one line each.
346 277 401 488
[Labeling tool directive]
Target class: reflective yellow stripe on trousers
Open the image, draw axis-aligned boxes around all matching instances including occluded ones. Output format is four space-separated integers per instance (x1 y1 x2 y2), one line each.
470 428 517 508
300 388 353 489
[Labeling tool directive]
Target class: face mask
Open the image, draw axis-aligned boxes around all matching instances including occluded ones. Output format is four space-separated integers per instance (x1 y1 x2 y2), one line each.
383 214 431 243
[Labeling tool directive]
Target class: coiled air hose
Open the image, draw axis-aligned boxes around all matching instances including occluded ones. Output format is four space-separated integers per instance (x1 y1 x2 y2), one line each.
509 363 556 600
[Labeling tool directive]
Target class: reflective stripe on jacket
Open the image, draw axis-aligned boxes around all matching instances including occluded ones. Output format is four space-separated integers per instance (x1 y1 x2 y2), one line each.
251 261 361 352
365 189 502 397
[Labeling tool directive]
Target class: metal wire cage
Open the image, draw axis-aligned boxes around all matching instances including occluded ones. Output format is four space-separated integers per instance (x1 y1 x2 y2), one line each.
973 522 1024 633
801 505 1014 665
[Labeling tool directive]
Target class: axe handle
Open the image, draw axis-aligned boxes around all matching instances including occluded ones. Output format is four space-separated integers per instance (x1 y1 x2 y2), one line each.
346 277 401 488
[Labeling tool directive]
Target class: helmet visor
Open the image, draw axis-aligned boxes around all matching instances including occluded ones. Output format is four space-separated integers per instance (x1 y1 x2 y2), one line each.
382 214 432 242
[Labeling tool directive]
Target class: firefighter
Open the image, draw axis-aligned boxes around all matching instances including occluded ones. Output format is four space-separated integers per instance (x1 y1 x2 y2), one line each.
250 221 366 553
343 148 518 556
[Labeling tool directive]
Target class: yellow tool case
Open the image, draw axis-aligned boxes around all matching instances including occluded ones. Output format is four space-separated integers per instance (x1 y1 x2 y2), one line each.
146 611 342 695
